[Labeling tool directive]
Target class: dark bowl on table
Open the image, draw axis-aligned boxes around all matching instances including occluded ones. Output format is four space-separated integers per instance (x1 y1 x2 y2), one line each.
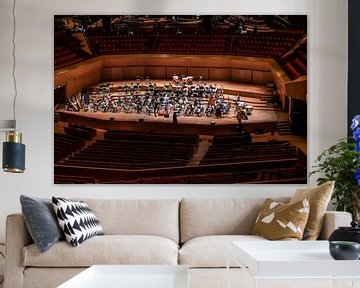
329 241 360 260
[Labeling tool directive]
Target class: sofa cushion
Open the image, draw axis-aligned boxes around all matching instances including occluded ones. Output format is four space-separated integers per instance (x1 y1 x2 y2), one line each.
52 197 104 247
20 195 64 253
72 198 179 243
179 235 267 268
180 198 289 243
252 198 310 240
290 181 334 240
23 235 178 267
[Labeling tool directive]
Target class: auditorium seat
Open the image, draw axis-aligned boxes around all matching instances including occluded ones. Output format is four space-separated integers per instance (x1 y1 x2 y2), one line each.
201 137 300 165
61 130 198 170
54 133 86 163
83 31 302 58
281 43 307 79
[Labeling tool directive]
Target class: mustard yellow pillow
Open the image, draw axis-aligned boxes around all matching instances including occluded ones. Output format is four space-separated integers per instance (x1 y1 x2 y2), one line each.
252 198 310 240
289 181 334 240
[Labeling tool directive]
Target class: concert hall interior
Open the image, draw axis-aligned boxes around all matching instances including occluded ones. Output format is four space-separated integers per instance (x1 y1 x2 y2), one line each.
54 15 307 184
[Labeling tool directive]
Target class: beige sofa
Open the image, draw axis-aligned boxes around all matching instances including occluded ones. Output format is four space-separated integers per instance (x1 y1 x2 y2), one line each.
4 198 352 288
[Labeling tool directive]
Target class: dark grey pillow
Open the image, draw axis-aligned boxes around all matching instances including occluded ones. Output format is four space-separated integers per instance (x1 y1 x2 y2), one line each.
20 195 64 253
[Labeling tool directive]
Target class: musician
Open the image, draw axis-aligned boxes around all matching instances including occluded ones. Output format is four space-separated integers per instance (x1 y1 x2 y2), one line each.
215 105 222 118
153 99 160 117
173 112 178 124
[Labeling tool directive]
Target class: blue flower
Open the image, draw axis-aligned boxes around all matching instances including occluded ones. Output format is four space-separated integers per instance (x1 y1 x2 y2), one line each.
353 128 360 142
357 142 360 152
351 115 360 130
356 168 360 186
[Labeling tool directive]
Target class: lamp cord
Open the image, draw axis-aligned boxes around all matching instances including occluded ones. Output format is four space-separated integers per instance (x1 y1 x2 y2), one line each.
11 0 17 129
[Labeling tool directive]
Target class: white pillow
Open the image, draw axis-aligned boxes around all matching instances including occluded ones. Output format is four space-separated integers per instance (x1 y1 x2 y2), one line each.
52 197 103 246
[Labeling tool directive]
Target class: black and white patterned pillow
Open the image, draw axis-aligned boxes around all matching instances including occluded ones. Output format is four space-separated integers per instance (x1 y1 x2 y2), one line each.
52 197 104 247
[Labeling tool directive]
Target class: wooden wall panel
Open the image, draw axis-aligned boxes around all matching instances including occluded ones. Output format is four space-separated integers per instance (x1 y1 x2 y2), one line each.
102 68 112 81
103 55 145 67
145 66 166 79
263 71 273 83
75 76 85 91
166 66 188 79
123 66 146 79
252 71 273 84
55 58 103 96
209 68 231 81
55 55 283 98
253 71 265 84
269 59 291 109
65 78 75 97
102 67 124 81
84 72 94 87
230 58 270 71
231 69 252 83
187 67 209 80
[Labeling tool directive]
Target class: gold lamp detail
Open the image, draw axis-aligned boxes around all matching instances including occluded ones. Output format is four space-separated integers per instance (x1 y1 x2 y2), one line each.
1 0 26 173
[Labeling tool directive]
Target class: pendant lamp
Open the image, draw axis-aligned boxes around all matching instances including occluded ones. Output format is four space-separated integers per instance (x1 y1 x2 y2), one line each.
1 0 26 173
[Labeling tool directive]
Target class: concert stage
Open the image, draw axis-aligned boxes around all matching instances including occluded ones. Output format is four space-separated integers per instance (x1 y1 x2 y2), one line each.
58 79 288 125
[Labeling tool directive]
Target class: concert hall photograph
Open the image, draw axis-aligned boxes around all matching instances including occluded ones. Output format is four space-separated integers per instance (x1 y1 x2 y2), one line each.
54 15 307 184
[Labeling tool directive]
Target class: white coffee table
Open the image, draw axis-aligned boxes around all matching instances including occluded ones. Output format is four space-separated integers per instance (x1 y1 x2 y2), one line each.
57 265 189 288
228 241 360 288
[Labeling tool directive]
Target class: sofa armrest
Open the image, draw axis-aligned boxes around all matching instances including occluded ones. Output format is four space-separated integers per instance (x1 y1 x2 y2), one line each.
4 213 33 288
318 211 352 240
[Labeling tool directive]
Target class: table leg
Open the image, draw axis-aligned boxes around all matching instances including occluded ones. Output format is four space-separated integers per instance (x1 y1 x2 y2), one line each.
226 251 230 288
252 278 258 288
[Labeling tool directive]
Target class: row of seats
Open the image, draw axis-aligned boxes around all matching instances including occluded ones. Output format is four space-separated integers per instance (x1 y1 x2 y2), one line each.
56 156 304 184
201 137 300 165
83 31 303 58
54 45 85 69
54 175 99 184
89 34 146 54
61 130 198 170
231 35 298 57
281 45 307 79
55 124 96 163
64 126 95 141
54 126 306 183
54 133 85 163
131 171 259 184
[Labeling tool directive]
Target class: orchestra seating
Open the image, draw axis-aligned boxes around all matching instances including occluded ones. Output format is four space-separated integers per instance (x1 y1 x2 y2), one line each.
63 125 96 140
281 44 307 79
54 30 305 69
82 31 303 58
54 125 96 163
231 34 299 57
155 34 229 54
61 130 199 170
131 171 259 184
54 133 85 163
54 175 99 184
87 33 146 54
55 128 306 184
54 45 87 69
201 137 299 165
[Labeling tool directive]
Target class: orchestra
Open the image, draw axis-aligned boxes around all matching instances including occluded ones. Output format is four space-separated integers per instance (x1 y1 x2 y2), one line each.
65 76 254 120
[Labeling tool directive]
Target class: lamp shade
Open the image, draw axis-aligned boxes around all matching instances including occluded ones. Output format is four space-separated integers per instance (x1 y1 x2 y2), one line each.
2 131 25 173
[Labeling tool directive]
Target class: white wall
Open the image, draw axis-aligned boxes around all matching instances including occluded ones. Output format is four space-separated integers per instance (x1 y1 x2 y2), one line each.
0 0 348 242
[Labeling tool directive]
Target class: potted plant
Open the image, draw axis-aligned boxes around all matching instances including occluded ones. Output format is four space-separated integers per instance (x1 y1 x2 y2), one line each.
310 115 360 222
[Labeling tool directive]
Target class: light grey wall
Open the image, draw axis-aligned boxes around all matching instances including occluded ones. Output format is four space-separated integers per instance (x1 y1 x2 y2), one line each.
0 0 348 242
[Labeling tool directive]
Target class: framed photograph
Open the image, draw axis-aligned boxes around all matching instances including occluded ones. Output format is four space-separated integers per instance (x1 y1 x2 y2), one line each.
54 15 307 184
